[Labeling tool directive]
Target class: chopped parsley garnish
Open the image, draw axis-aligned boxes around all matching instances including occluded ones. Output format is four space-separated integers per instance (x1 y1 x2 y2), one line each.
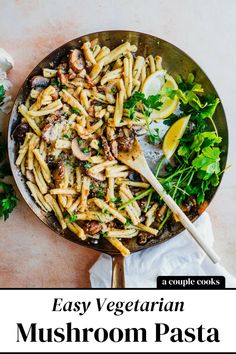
102 208 109 215
0 133 17 220
83 161 92 169
82 147 89 153
124 91 163 118
96 190 104 198
69 212 78 223
148 127 162 145
0 85 5 106
110 197 122 204
63 134 71 140
51 77 68 89
101 230 108 237
125 219 132 227
96 213 103 223
71 107 81 115
77 138 83 145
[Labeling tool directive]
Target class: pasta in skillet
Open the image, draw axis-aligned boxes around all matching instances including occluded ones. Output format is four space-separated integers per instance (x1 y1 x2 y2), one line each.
14 39 178 256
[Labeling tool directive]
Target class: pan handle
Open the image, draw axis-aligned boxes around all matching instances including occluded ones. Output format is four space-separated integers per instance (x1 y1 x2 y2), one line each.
111 255 125 288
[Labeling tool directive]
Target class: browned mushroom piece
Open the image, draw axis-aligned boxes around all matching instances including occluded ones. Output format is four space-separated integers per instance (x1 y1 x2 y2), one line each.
25 170 36 183
42 123 58 144
110 139 118 158
30 75 50 88
58 69 68 86
116 127 135 152
137 198 148 210
87 105 95 117
137 231 153 245
13 123 30 144
46 114 60 124
101 136 114 161
69 49 85 73
157 204 168 221
71 138 91 161
53 160 65 185
133 125 146 136
198 200 208 215
47 155 57 170
86 169 106 182
181 196 197 213
128 170 141 181
68 71 77 80
51 90 59 100
85 74 96 88
83 221 102 235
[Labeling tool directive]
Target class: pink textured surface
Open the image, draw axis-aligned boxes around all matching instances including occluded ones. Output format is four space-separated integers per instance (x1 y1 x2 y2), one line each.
0 0 104 288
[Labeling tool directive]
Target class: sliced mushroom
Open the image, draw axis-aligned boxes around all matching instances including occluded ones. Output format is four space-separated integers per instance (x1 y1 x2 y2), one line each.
58 69 68 86
26 170 36 183
42 123 57 144
86 169 106 181
83 221 102 235
101 136 114 161
30 75 50 88
128 170 141 181
198 200 208 215
181 196 197 213
69 49 85 73
133 125 146 136
46 114 60 124
13 123 30 143
51 90 59 100
71 138 91 161
116 127 135 152
110 139 118 158
137 231 153 246
85 74 96 88
68 71 77 80
47 155 58 170
53 160 65 185
157 204 168 221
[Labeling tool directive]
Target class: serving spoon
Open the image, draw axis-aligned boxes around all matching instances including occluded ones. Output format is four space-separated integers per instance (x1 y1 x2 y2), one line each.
117 137 220 264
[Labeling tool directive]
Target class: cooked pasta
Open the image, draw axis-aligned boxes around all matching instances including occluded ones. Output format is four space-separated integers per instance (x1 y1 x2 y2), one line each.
14 38 171 256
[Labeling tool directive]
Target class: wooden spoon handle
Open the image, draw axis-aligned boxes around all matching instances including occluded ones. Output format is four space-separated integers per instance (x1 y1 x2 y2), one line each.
144 169 220 263
111 255 125 288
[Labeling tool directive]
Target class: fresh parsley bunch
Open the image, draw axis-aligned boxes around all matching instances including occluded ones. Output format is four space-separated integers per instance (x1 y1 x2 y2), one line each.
161 74 223 206
0 181 17 220
122 73 225 226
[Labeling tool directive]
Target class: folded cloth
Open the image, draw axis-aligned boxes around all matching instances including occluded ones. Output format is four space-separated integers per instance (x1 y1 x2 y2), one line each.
90 212 236 288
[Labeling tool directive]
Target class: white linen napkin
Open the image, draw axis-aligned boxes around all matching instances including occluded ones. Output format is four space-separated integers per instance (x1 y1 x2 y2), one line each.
0 48 14 115
90 212 236 288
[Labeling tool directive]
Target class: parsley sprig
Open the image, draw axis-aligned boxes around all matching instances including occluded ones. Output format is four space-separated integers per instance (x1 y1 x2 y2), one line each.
0 85 5 106
0 133 17 220
124 91 163 144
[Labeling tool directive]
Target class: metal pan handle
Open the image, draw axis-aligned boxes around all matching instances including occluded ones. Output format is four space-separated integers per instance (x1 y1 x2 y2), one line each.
111 255 125 288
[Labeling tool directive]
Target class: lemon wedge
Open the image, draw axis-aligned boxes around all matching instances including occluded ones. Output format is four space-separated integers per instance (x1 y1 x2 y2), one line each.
163 115 190 160
142 69 166 97
142 71 179 120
